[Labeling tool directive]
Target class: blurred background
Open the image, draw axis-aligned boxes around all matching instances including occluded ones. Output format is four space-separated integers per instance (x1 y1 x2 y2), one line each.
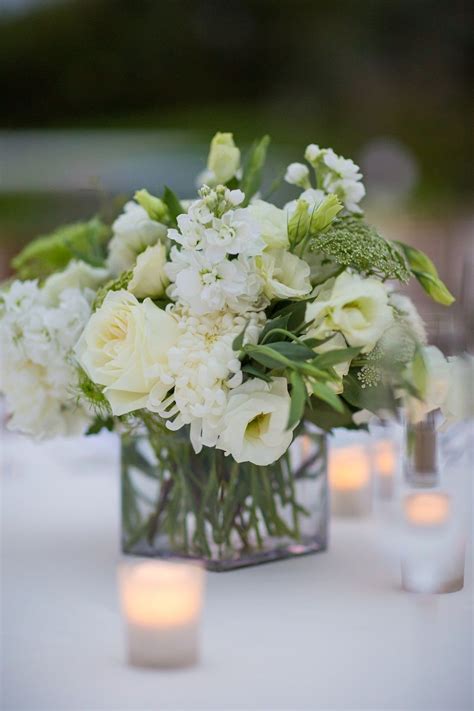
1 0 473 327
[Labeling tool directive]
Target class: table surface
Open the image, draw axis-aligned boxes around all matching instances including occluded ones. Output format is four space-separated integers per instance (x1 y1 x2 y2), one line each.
1 430 473 711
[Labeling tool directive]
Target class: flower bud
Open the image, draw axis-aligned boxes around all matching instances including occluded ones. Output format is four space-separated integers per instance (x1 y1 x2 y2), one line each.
284 162 311 188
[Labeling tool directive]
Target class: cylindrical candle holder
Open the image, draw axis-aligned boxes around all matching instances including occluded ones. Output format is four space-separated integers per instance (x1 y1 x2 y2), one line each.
400 492 465 594
373 438 398 500
329 445 372 517
118 559 205 668
404 412 439 488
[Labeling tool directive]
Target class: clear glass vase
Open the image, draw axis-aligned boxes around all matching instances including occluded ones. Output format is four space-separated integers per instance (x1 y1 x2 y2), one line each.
121 423 328 571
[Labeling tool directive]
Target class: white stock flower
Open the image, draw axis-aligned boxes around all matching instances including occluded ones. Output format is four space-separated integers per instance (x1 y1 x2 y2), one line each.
306 271 393 352
154 308 265 453
284 188 325 218
217 377 295 465
166 249 264 316
75 290 179 416
256 249 311 300
107 201 167 275
0 280 92 438
127 242 169 299
322 150 365 213
44 260 109 302
403 345 450 424
247 199 289 249
304 144 325 165
284 162 311 188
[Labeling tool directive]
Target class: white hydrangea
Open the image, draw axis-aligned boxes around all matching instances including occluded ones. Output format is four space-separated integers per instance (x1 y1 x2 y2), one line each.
0 278 93 438
166 186 267 316
153 307 265 453
107 200 167 275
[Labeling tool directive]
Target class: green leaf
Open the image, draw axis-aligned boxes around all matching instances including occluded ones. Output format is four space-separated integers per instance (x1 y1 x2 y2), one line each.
240 135 270 206
266 341 315 361
162 186 184 227
271 299 309 332
394 241 438 277
311 381 345 413
313 347 360 369
12 218 109 279
232 321 248 351
244 344 291 370
412 270 455 306
287 372 307 429
310 217 411 283
258 313 290 343
241 364 272 382
304 402 355 431
86 416 115 436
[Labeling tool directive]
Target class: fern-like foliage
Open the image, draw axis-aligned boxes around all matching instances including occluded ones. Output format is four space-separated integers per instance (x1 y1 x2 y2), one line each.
310 217 410 283
76 366 111 416
12 218 110 280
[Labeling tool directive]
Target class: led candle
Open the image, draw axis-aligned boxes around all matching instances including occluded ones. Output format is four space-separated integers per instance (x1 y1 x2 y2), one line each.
118 560 205 668
373 439 397 499
329 445 372 517
401 492 465 594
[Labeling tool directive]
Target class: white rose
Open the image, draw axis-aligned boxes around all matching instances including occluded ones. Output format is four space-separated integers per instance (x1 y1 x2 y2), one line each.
217 377 294 465
127 242 169 299
43 260 109 303
107 201 167 276
306 271 393 352
256 249 311 300
284 162 311 188
205 132 241 186
75 290 179 416
403 346 451 424
247 199 289 249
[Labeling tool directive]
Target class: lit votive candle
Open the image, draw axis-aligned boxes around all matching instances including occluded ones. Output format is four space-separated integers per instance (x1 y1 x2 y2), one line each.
373 439 397 499
118 560 205 668
329 445 372 517
401 492 465 594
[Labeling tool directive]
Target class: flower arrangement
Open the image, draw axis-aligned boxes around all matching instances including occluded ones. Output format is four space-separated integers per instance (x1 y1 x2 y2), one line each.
1 132 466 567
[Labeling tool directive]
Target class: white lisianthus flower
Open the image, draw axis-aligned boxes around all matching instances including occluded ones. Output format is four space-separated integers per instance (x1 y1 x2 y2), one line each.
403 345 451 424
256 249 311 300
306 271 393 352
127 242 169 299
198 132 241 187
107 201 167 275
217 377 295 465
247 199 289 249
0 279 93 438
284 162 311 188
75 290 179 416
44 260 109 302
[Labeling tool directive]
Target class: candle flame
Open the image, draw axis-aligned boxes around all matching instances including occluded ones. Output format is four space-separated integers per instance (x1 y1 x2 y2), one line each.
329 445 370 490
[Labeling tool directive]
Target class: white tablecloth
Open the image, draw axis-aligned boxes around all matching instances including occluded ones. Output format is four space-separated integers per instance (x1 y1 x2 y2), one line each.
1 431 472 711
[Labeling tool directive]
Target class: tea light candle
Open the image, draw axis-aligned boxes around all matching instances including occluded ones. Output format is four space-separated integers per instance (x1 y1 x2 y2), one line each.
401 492 465 593
373 439 397 499
118 560 205 668
329 445 372 517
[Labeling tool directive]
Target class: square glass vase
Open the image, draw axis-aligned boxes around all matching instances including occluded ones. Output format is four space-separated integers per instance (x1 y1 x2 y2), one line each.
121 423 328 571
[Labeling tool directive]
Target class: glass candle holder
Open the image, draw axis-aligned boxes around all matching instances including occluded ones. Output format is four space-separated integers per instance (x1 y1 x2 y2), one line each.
118 559 205 668
329 444 372 517
400 491 465 594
